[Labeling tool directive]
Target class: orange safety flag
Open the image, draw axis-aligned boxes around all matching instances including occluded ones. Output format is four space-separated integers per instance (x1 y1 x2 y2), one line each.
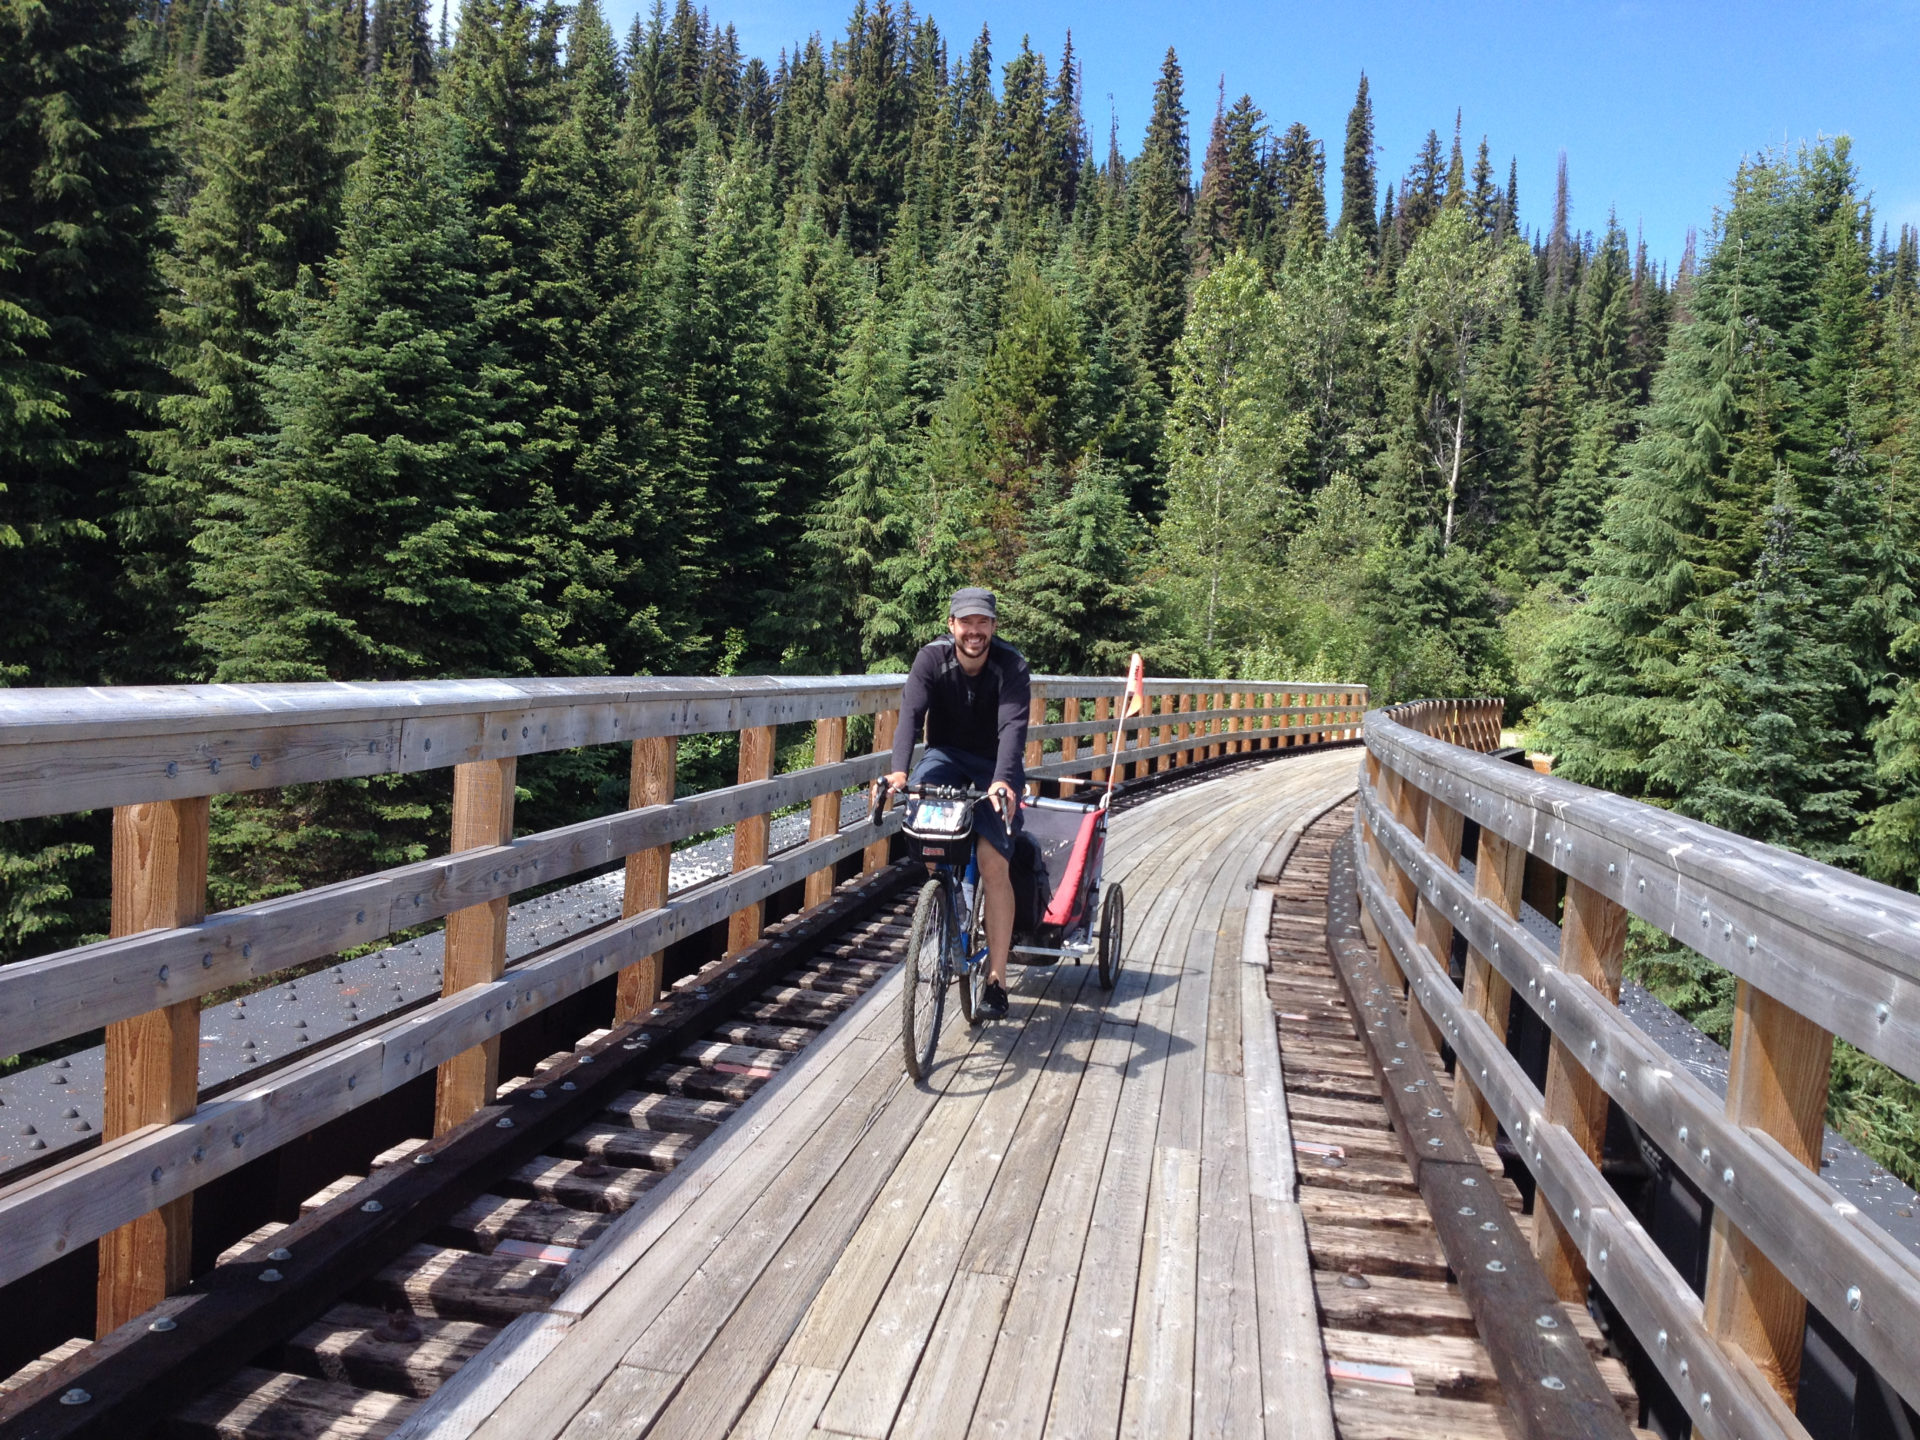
1101 653 1147 807
1119 652 1146 719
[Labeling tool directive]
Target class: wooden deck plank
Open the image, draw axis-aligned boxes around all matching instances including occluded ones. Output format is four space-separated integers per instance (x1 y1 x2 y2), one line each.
467 1024 902 1440
1192 1068 1262 1440
888 1269 1014 1440
961 1023 1133 1440
812 966 1095 1438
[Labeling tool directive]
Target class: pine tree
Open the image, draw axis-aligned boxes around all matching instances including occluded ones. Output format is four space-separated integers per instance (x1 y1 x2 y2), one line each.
519 0 673 673
803 295 912 669
1442 110 1465 209
1192 81 1234 276
1540 147 1852 800
1397 128 1443 246
1334 73 1376 255
190 82 542 685
1007 463 1146 672
1544 150 1573 304
1469 137 1498 235
666 135 782 661
1650 475 1864 862
1275 121 1325 266
147 0 353 677
0 0 169 687
1044 32 1083 214
1127 47 1189 393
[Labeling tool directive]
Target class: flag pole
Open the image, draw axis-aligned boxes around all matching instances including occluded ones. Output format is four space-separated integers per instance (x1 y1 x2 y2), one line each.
1101 653 1146 810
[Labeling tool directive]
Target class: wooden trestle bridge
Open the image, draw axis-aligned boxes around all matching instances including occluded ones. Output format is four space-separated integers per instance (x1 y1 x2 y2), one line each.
0 675 1915 1440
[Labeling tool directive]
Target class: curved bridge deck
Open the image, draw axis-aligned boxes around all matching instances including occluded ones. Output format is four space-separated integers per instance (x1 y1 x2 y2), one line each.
412 751 1358 1440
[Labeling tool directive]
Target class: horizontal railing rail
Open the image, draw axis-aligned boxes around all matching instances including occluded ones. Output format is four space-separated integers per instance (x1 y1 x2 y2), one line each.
0 670 1365 1338
1355 698 1920 1439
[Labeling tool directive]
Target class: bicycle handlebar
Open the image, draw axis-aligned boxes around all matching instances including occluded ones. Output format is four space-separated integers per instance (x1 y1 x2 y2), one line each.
867 779 995 826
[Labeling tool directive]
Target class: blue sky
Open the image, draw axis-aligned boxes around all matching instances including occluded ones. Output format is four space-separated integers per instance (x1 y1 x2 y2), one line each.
599 0 1920 272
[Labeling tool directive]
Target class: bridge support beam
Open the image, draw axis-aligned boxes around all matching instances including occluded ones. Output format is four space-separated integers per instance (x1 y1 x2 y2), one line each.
617 735 677 1023
97 796 209 1337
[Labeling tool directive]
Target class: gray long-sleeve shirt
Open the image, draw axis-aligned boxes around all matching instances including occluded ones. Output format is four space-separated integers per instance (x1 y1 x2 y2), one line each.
890 637 1032 790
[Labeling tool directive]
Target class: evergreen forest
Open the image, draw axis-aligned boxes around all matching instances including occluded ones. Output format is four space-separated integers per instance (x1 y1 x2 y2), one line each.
7 0 1920 1172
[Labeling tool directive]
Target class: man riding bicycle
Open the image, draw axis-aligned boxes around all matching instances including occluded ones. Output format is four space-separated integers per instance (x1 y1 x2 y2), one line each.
880 586 1030 1020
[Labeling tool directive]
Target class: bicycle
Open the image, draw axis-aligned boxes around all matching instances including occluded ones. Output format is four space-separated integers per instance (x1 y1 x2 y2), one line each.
870 779 995 1082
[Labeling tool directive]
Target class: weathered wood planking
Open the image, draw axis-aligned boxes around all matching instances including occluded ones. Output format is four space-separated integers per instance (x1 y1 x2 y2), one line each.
1357 778 1920 1410
1368 709 1920 1079
1354 825 1809 1440
0 751 897 1058
0 827 893 1293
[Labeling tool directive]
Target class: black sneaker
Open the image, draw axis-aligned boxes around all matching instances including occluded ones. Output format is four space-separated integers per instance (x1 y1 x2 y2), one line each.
979 981 1009 1019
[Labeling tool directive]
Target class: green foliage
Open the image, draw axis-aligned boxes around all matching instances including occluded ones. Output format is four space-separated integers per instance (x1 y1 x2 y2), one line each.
1157 253 1303 659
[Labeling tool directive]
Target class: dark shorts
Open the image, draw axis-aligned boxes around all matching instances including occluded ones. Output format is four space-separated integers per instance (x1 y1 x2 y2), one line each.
910 746 1019 860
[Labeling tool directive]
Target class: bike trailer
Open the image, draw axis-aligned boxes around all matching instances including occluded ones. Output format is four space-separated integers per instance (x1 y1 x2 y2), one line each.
1010 794 1108 956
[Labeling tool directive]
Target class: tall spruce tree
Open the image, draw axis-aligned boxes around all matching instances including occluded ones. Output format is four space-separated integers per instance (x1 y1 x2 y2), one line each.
1335 73 1376 255
1127 47 1189 394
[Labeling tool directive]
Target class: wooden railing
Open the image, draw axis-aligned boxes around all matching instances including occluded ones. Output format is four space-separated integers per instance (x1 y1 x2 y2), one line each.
1354 698 1920 1439
0 672 1364 1336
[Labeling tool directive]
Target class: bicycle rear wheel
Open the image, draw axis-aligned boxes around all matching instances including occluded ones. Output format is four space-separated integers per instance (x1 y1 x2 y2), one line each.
902 878 951 1080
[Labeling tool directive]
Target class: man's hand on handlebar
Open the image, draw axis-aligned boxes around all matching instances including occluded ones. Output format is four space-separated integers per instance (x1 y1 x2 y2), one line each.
868 771 909 822
987 780 1017 821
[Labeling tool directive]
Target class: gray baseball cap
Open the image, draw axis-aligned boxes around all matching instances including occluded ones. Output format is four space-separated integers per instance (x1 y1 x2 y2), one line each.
949 586 997 619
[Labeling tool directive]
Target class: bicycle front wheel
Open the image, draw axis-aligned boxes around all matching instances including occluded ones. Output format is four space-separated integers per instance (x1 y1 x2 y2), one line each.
902 878 951 1081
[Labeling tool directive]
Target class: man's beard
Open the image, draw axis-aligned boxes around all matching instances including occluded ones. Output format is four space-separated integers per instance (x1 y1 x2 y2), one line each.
957 632 990 654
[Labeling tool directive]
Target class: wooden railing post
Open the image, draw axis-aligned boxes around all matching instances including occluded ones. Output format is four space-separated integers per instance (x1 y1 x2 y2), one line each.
1091 695 1110 779
1156 694 1174 772
1178 691 1194 765
435 757 517 1137
616 735 677 1023
1408 795 1465 1060
728 724 777 955
1357 777 1408 994
1059 698 1080 795
97 796 209 1337
1025 690 1047 793
804 717 846 910
1454 828 1524 1145
1703 983 1833 1405
1533 877 1627 1301
863 709 898 874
